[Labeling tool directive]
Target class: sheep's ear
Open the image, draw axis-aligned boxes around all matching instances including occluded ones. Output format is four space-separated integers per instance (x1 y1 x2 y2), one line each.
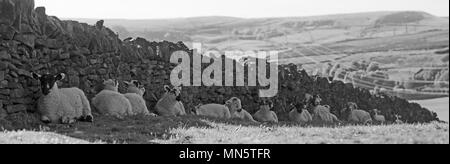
31 72 41 79
132 80 142 87
55 73 66 81
124 81 132 87
174 86 182 91
164 85 171 92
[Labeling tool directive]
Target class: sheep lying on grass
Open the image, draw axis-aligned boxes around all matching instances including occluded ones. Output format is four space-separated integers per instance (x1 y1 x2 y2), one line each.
345 102 372 125
289 103 313 124
309 95 340 124
32 72 93 124
395 114 404 124
194 104 232 119
373 109 386 124
194 97 256 120
92 80 133 118
253 100 279 123
123 80 152 116
227 97 258 123
156 85 186 116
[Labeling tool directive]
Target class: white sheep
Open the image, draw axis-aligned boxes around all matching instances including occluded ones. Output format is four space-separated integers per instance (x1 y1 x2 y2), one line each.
312 105 340 123
226 97 258 123
32 72 93 124
194 104 232 119
395 114 404 124
155 85 186 116
92 79 134 118
345 102 372 124
308 95 340 123
373 109 386 124
289 104 313 124
123 80 152 116
253 101 279 123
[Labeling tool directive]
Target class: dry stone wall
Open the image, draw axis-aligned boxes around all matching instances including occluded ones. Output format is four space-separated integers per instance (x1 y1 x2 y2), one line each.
0 0 439 123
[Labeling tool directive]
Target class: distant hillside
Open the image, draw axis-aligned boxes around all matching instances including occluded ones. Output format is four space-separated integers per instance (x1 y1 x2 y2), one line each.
69 11 449 54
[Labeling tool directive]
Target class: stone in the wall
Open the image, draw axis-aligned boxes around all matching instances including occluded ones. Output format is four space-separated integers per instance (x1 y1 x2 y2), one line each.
0 62 8 70
0 70 5 81
10 88 25 98
14 34 36 48
6 104 27 114
0 50 11 60
0 24 17 40
0 88 10 95
0 80 7 89
0 105 6 119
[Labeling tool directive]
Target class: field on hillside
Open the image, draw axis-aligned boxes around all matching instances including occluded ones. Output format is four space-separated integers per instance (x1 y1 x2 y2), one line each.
1 113 448 144
414 98 449 122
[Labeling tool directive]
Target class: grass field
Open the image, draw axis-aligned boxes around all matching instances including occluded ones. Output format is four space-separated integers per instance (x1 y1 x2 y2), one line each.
0 113 448 144
0 131 101 144
154 120 449 144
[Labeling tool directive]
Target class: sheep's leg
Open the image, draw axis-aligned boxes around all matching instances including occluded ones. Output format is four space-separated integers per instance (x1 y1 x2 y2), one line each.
79 115 94 123
41 116 52 124
79 92 93 119
61 117 76 124
178 102 187 116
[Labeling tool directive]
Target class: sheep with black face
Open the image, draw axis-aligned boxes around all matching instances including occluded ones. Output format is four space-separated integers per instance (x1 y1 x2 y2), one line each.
289 103 313 124
32 72 93 124
253 100 279 123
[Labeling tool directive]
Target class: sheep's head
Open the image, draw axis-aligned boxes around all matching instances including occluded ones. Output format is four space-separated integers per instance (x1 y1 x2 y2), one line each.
103 79 119 92
164 85 182 102
124 80 146 96
311 95 322 106
259 99 274 111
373 109 380 114
191 104 203 115
346 102 358 111
293 102 306 113
32 72 65 95
226 97 242 112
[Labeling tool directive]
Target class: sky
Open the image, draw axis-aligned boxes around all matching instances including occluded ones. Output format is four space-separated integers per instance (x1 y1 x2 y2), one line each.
35 0 449 19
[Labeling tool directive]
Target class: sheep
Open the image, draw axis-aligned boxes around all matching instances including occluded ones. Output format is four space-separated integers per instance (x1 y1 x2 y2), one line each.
345 102 372 125
373 109 386 124
395 114 404 124
124 80 145 96
227 97 258 123
193 97 255 120
253 100 279 123
32 72 93 124
92 79 134 118
155 85 186 116
308 95 340 123
194 104 231 119
123 80 153 116
312 106 340 123
289 103 313 124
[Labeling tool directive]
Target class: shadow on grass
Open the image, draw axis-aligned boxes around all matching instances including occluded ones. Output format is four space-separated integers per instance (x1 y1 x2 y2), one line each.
1 112 421 144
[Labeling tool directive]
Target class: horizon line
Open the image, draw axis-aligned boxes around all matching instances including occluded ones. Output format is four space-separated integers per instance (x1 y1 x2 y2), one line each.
53 10 449 21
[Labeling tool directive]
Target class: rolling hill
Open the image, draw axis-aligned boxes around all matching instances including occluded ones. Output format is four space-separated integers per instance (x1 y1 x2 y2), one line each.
69 11 449 69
